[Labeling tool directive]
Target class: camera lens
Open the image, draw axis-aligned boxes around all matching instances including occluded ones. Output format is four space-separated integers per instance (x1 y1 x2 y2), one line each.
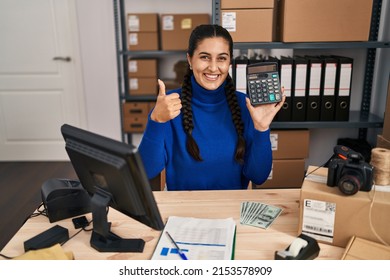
338 174 362 195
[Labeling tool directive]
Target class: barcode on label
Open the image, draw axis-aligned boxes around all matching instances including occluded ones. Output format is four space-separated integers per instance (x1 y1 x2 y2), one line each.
304 225 333 234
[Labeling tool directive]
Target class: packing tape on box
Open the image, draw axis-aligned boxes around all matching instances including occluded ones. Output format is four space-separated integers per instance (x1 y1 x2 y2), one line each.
370 147 390 186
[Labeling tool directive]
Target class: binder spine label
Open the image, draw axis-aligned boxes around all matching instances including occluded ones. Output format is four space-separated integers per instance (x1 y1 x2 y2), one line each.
339 64 352 96
236 64 247 93
295 64 307 97
323 63 337 96
280 64 292 97
309 64 321 96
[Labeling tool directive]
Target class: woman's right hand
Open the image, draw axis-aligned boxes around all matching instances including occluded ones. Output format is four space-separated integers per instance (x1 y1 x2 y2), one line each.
150 79 182 123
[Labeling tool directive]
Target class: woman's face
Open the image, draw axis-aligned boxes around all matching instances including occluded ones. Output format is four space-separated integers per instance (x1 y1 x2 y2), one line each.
187 37 231 91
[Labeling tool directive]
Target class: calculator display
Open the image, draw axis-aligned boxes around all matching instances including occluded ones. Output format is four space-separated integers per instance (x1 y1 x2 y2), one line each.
248 64 277 74
246 62 282 106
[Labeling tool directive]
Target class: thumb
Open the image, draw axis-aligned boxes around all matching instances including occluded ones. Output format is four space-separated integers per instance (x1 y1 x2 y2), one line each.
157 79 166 96
246 97 254 112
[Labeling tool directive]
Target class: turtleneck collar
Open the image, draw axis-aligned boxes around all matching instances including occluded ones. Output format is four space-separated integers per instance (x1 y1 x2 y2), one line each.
191 75 226 104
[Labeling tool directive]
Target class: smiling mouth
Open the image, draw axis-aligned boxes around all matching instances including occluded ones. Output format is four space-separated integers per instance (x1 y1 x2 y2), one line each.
204 73 219 80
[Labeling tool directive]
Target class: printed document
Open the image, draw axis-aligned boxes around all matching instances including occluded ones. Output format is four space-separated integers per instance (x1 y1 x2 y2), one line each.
151 216 236 260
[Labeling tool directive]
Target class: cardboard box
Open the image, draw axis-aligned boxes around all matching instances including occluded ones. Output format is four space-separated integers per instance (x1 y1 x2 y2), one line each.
253 159 305 189
128 32 159 51
173 60 188 83
342 236 390 260
382 76 390 140
127 13 158 32
376 134 390 150
280 0 373 42
123 116 147 133
270 130 309 159
299 166 390 248
221 9 275 42
128 59 157 78
129 77 157 95
221 0 275 9
160 14 210 50
163 79 182 91
122 102 149 118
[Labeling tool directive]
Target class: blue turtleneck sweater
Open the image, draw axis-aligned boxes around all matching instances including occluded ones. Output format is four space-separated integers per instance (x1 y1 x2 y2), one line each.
139 75 272 191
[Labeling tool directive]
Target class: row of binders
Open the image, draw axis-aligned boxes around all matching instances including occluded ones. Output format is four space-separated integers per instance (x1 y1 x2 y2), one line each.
232 55 353 121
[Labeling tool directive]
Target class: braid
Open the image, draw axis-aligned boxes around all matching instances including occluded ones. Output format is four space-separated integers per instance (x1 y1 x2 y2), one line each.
181 68 202 161
225 74 246 164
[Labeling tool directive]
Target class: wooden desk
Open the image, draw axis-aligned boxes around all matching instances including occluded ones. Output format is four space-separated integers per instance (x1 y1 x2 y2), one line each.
1 189 344 260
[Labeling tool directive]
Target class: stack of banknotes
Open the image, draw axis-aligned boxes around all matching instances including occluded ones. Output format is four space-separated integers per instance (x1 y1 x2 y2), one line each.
240 201 283 229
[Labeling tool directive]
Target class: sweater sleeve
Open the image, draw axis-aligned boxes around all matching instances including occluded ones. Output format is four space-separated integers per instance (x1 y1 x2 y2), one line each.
138 113 169 179
243 126 273 186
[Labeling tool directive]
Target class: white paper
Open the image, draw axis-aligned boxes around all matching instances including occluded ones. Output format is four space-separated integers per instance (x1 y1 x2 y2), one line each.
151 216 236 260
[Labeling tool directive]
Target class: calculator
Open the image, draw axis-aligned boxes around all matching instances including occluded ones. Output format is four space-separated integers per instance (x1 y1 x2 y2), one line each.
246 62 282 106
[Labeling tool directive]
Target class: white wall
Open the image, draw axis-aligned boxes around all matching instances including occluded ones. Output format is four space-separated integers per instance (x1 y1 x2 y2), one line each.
75 0 121 140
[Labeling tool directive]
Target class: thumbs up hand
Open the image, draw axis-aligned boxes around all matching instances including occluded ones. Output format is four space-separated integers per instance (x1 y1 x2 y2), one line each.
151 79 182 123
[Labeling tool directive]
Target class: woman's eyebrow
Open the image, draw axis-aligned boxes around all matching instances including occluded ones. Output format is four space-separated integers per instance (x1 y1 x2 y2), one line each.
198 51 229 56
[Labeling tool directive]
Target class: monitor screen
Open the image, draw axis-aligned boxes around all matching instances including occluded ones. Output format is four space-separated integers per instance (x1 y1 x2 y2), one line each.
61 124 164 252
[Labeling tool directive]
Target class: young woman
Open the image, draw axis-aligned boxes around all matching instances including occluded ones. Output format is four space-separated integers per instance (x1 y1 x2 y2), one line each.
139 24 285 191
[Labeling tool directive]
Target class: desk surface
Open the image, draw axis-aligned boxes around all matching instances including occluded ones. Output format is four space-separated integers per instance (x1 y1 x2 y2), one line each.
2 189 344 260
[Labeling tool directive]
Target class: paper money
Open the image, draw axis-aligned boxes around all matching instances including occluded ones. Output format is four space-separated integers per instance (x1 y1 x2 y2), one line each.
240 201 282 229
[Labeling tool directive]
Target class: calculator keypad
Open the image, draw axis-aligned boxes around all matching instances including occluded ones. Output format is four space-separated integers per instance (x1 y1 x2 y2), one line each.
248 72 281 106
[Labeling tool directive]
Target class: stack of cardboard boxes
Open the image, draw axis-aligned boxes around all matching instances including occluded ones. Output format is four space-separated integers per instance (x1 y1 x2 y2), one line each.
128 59 158 96
122 101 154 133
127 13 159 50
253 129 310 189
123 58 158 133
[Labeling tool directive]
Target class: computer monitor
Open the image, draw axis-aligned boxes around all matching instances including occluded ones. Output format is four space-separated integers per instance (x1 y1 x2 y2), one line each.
61 124 165 253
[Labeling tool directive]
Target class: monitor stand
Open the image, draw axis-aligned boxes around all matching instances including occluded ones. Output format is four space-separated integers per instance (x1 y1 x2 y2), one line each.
89 188 145 252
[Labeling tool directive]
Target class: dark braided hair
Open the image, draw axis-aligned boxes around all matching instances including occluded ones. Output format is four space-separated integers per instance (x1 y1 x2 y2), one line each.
182 24 246 163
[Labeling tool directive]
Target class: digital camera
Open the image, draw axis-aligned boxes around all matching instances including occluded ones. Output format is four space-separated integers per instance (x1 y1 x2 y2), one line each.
327 152 374 195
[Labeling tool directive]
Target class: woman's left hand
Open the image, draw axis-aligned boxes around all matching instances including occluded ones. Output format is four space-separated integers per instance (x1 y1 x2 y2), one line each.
246 93 286 132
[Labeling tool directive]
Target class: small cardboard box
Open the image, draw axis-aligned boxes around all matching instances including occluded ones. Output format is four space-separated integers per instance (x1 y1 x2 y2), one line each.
128 59 158 78
221 9 275 42
280 0 373 42
299 166 390 248
127 13 158 32
128 32 159 51
342 236 390 260
270 130 309 159
129 77 157 95
122 102 149 118
160 14 210 50
253 159 305 189
123 116 147 133
221 0 275 9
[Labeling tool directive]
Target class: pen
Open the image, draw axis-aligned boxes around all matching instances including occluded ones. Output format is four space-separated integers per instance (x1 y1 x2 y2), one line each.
165 231 188 260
